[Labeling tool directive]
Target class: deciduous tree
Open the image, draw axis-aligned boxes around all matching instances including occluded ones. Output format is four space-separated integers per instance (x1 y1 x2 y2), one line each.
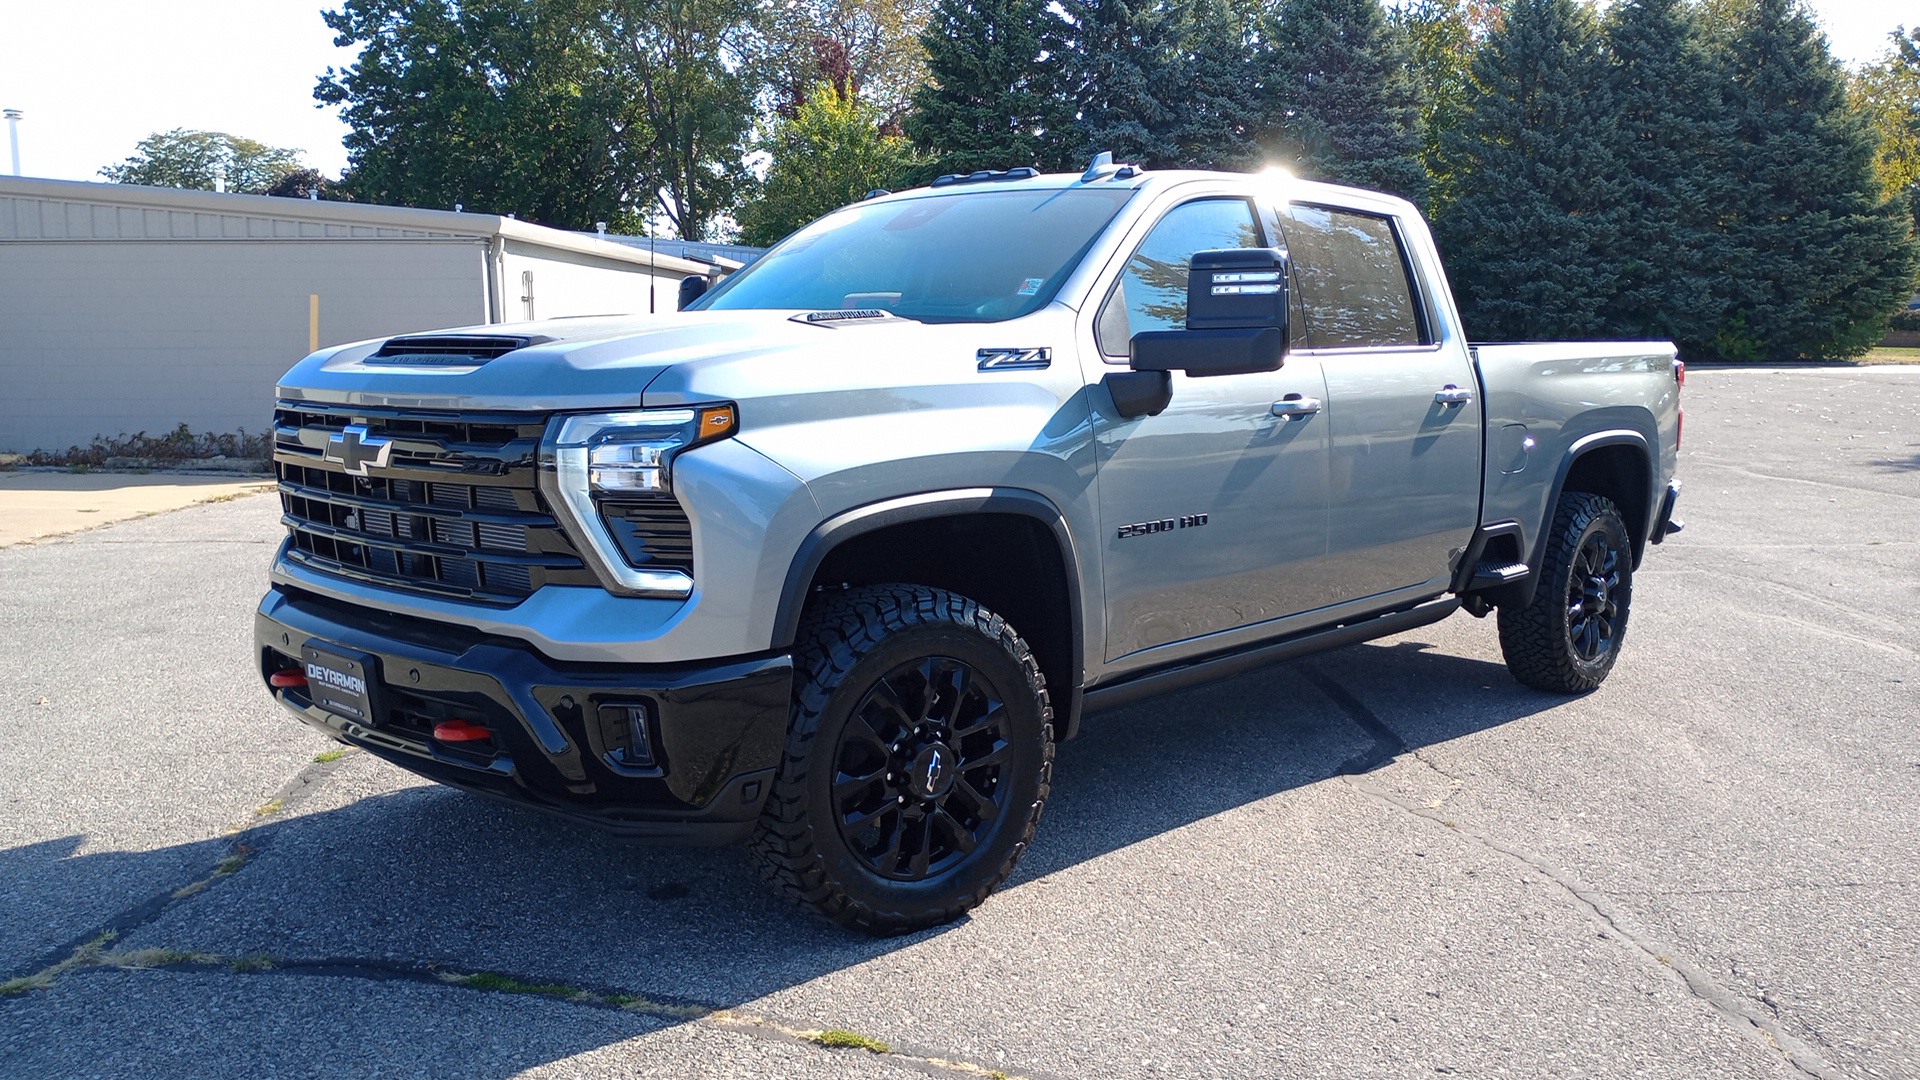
737 84 923 246
99 129 304 193
316 0 649 230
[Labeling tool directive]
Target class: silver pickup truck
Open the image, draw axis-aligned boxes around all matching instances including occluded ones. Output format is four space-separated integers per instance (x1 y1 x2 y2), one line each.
255 160 1683 933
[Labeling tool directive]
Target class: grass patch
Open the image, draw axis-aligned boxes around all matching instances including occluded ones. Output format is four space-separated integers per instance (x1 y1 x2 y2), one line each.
312 748 345 763
106 947 204 968
1862 346 1920 364
457 971 586 998
812 1028 891 1053
228 954 275 972
253 798 285 816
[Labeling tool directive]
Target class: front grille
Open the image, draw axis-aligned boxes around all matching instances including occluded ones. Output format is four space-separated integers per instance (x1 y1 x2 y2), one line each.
274 402 597 603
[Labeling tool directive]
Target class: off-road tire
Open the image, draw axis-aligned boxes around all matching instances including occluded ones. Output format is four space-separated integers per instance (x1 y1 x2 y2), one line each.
1498 491 1634 693
751 584 1054 935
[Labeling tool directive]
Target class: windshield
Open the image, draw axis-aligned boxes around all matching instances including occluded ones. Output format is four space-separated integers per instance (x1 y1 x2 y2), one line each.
693 187 1138 323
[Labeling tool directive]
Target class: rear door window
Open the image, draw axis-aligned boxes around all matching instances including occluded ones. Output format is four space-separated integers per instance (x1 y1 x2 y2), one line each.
1280 205 1427 348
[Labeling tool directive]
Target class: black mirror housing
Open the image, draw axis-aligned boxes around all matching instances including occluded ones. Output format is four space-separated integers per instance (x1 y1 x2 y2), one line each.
677 274 709 310
1128 248 1288 378
1183 247 1288 329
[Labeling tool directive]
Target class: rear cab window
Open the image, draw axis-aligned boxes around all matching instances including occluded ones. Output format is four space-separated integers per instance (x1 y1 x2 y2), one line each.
1277 204 1431 349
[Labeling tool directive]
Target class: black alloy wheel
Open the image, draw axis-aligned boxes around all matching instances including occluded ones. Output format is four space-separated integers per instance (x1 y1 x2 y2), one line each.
1497 491 1635 693
1566 527 1622 663
753 584 1053 935
832 656 1011 882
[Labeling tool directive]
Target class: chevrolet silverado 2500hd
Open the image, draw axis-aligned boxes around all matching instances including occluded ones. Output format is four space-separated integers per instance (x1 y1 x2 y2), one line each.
256 160 1683 933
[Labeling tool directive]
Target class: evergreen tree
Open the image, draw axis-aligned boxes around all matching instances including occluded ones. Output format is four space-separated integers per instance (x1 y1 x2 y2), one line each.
1066 0 1189 167
739 85 924 246
906 0 1077 175
1600 0 1734 355
1714 0 1919 357
1431 0 1623 340
1165 0 1267 171
1266 0 1428 204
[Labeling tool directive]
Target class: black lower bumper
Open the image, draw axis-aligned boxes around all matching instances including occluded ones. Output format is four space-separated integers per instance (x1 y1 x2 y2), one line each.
255 586 792 844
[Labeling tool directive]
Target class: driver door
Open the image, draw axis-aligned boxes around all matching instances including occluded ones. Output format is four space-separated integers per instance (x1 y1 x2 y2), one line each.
1085 196 1334 667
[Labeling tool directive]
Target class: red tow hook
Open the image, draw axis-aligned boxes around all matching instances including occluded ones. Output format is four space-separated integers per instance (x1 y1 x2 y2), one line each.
269 669 308 688
433 719 492 743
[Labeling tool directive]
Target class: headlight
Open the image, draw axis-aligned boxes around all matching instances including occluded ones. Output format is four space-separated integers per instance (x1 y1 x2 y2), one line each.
540 404 737 598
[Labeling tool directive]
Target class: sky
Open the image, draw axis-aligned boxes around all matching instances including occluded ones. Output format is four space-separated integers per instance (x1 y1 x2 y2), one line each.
0 0 1909 185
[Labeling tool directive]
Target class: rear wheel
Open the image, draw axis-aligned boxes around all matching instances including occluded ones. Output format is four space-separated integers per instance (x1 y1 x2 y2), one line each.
1498 492 1634 693
752 584 1053 934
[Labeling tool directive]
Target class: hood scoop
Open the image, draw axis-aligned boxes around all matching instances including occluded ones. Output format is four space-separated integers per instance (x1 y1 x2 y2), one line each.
361 334 549 367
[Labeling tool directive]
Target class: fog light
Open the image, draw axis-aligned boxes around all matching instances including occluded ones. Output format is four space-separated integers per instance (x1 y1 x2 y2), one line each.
597 701 656 769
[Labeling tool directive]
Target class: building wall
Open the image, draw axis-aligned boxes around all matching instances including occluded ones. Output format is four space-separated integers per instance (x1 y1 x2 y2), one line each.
0 240 487 452
500 240 684 320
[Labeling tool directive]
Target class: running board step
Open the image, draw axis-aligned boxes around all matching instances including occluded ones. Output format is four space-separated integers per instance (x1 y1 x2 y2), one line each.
1468 561 1530 591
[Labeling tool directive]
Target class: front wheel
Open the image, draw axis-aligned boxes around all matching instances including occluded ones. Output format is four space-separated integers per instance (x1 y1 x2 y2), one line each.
752 584 1053 934
1497 492 1634 693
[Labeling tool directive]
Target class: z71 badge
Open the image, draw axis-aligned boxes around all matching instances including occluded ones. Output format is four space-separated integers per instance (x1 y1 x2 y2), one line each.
976 347 1051 371
1117 513 1208 539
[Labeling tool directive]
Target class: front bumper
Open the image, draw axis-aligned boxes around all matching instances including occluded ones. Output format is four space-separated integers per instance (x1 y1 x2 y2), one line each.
256 585 792 843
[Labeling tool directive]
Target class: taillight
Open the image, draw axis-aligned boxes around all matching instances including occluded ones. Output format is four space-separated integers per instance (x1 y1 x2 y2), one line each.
1674 358 1686 387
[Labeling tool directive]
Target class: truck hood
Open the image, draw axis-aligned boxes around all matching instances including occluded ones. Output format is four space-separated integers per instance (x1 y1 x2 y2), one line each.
275 309 938 412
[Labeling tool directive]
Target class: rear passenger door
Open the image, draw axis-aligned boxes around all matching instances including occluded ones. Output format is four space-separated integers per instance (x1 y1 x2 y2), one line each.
1278 202 1482 602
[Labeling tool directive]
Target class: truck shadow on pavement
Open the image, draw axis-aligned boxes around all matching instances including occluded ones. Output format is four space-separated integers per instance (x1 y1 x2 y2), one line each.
2 638 1566 1075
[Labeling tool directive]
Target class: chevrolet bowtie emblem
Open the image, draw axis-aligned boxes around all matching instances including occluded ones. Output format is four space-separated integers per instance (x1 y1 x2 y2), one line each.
323 424 394 476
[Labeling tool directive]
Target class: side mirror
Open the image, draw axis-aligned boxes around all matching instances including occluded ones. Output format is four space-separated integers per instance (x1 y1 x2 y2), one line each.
1130 248 1288 378
677 274 709 310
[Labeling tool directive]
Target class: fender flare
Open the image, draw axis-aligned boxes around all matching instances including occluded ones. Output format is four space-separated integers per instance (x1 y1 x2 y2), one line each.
1520 428 1655 607
771 487 1088 737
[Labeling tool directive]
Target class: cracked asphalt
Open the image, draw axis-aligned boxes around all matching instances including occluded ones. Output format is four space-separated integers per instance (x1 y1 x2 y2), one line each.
2 365 1915 1079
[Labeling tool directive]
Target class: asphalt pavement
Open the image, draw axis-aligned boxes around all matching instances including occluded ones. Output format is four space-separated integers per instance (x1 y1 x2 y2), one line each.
1 365 1914 1079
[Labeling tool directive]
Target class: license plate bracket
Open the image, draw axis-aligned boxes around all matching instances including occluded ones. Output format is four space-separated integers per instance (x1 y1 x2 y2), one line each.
300 642 382 726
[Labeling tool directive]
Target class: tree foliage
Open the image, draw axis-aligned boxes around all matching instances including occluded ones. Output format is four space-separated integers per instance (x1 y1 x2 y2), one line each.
603 0 763 240
1267 0 1427 203
316 0 649 231
1713 0 1919 357
1064 0 1191 167
1386 0 1499 192
1850 27 1920 222
1433 0 1623 340
906 0 1077 175
737 85 922 246
99 129 304 194
1598 0 1733 352
764 0 935 129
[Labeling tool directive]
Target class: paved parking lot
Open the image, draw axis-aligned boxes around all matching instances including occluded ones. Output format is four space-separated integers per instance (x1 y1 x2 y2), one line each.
1 365 1915 1080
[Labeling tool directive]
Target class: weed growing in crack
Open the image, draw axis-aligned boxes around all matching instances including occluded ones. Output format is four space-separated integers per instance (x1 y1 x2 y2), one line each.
812 1028 891 1053
312 748 345 763
228 954 275 972
456 972 586 998
253 798 285 816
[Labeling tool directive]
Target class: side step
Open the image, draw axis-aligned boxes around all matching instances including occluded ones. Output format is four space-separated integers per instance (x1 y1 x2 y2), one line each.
1468 560 1530 592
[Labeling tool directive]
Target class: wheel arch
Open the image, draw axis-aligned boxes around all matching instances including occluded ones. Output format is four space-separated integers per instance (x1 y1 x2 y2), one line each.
774 488 1088 739
1542 430 1658 572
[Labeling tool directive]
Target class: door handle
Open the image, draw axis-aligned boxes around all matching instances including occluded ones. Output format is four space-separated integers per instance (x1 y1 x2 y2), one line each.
1271 394 1322 421
1434 384 1475 406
